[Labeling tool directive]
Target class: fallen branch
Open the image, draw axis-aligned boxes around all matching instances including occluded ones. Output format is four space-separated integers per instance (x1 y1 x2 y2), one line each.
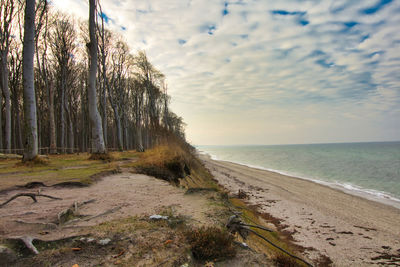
0 193 62 208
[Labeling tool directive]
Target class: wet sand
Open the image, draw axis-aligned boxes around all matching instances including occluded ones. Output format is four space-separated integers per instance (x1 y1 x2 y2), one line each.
201 155 400 266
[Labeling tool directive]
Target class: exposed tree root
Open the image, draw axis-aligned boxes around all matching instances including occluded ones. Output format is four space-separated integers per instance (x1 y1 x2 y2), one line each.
14 219 58 230
0 193 62 208
20 236 39 254
83 206 121 222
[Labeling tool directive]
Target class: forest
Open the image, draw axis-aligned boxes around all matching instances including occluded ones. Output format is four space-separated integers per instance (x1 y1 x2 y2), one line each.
0 0 186 160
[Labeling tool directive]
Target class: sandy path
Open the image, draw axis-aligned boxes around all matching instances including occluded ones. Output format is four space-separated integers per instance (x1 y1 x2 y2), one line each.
0 173 211 241
201 155 400 266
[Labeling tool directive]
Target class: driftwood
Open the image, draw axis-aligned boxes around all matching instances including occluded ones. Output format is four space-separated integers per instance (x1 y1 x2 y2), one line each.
0 193 62 208
226 215 313 267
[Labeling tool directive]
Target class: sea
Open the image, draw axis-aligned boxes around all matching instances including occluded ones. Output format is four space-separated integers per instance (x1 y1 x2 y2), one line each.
197 142 400 209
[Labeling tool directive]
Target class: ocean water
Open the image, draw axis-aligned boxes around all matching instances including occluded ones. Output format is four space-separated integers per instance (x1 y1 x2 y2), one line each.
197 142 400 206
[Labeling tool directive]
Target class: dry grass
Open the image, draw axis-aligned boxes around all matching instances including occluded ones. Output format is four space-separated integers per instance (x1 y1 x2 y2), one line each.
132 143 195 184
88 152 114 162
229 198 307 266
185 226 236 261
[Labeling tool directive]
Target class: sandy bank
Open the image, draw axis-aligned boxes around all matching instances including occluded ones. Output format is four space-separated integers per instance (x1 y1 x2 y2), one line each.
201 155 400 266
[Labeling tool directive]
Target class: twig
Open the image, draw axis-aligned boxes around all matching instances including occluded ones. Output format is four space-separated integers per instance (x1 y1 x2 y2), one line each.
0 193 62 208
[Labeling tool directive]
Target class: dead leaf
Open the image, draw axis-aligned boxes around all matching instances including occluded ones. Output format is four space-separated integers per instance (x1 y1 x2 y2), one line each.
112 250 125 258
72 264 79 267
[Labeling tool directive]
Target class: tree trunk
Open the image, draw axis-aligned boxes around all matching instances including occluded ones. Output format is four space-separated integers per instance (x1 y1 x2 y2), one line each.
113 107 123 151
48 81 56 154
0 50 11 153
102 83 107 147
22 0 38 161
87 0 105 154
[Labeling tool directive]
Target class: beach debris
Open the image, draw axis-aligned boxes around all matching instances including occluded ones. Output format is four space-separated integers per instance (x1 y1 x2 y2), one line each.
149 214 168 220
0 193 62 208
98 238 111 245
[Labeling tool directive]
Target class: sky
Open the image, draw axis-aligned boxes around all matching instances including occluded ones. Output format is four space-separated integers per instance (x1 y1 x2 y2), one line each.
51 0 400 145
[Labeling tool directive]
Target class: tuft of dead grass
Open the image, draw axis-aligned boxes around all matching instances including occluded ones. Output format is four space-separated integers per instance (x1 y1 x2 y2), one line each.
185 226 236 261
132 144 192 184
88 153 114 162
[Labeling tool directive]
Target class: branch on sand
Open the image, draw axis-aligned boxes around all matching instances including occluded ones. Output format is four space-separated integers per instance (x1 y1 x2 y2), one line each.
0 193 62 208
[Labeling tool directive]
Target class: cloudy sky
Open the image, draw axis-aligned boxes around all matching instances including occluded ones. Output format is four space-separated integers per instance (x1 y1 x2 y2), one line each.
52 0 400 145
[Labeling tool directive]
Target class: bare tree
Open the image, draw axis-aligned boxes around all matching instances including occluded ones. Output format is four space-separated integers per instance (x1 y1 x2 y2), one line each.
22 0 38 160
0 0 16 153
87 0 105 154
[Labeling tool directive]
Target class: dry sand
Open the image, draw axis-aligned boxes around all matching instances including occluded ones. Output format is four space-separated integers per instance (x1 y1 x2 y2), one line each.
0 172 212 241
201 155 400 266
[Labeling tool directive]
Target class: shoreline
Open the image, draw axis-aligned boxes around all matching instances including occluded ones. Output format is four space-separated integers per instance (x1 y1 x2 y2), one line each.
201 154 400 266
199 151 400 210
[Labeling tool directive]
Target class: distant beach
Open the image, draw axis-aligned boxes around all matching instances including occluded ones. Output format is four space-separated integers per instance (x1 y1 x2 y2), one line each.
200 154 400 265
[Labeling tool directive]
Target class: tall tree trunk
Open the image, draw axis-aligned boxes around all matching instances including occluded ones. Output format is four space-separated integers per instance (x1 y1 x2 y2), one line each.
102 83 107 147
66 102 74 153
135 96 144 152
48 81 56 153
0 50 10 153
113 107 123 151
87 0 105 154
60 77 65 153
22 0 38 161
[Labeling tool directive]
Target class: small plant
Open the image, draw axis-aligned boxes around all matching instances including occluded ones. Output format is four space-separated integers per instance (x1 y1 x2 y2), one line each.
185 226 236 261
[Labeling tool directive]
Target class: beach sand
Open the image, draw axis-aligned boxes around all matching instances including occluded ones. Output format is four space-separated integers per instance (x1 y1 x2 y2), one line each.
201 155 400 266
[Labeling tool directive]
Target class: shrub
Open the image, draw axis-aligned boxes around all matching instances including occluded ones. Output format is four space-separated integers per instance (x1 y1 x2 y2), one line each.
185 226 236 261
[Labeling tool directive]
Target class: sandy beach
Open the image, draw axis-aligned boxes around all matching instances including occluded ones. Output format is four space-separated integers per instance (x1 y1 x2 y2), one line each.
201 155 400 266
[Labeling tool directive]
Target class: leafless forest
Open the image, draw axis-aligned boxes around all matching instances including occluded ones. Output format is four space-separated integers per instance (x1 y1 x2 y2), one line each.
0 0 186 159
